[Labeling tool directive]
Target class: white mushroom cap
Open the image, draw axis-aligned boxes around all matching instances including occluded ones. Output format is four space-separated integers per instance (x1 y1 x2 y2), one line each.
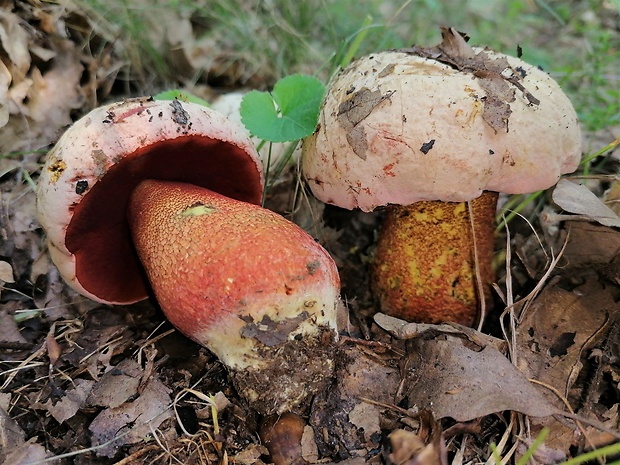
303 46 581 212
37 97 263 304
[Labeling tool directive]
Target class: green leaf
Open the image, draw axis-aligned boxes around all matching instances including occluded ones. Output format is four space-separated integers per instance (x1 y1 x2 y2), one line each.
240 74 325 143
153 89 211 107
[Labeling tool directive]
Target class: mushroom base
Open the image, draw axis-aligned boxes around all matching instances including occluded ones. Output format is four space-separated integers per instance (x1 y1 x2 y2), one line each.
231 325 338 416
127 179 341 415
371 191 498 326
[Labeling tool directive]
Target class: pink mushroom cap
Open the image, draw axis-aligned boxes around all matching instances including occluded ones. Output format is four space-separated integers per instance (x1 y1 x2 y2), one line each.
302 47 582 212
37 97 264 304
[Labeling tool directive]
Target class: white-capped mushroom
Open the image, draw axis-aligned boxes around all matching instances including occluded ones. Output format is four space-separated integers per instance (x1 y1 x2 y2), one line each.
303 28 581 325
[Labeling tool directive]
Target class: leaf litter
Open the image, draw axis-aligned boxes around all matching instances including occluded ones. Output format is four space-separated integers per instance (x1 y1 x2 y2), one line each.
0 3 619 464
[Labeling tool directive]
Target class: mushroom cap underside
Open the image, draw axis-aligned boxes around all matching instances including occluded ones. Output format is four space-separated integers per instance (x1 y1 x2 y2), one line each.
37 97 264 304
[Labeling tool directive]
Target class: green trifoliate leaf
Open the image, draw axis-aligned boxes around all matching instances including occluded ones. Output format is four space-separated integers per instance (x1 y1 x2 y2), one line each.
240 74 325 143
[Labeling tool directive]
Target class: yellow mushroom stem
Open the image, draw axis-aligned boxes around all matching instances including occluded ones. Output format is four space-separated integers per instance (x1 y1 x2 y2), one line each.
371 191 498 326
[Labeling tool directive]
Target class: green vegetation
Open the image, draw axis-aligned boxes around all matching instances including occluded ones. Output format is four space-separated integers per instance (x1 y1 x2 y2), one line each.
153 89 211 106
69 0 619 133
240 74 324 142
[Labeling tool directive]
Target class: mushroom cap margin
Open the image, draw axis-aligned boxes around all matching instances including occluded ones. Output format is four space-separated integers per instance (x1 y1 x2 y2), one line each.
302 49 581 212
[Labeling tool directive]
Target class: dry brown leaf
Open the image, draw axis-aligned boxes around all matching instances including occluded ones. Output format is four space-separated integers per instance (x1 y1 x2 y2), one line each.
604 180 620 217
86 359 142 409
387 414 447 465
0 60 10 127
0 11 31 75
0 261 14 283
42 379 94 424
88 374 173 457
337 87 393 160
0 403 51 464
552 179 620 228
515 275 617 454
0 307 27 344
403 26 536 133
0 439 49 465
516 279 613 398
310 345 402 457
348 402 381 443
403 338 557 421
0 39 84 154
0 406 26 459
45 331 62 366
563 222 620 268
388 429 426 465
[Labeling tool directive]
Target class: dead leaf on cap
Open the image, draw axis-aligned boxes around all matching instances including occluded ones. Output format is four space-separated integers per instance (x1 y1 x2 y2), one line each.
337 87 394 159
403 27 539 133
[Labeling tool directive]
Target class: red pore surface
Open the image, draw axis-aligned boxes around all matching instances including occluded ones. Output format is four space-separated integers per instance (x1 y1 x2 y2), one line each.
65 136 263 303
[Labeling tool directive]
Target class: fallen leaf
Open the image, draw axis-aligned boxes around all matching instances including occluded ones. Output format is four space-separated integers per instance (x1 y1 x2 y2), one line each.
0 39 84 154
604 180 620 217
388 429 426 464
403 338 558 421
388 427 447 465
337 87 394 159
89 375 173 457
0 60 11 127
552 179 620 228
516 279 611 403
0 305 27 345
43 379 94 424
310 345 402 457
348 402 381 443
0 11 31 75
86 359 142 409
1 402 50 463
374 313 506 352
0 261 14 283
45 331 62 366
563 222 620 267
0 406 26 461
0 438 49 465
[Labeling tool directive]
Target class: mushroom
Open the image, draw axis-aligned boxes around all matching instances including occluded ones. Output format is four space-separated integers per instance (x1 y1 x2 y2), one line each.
302 28 581 326
37 97 340 414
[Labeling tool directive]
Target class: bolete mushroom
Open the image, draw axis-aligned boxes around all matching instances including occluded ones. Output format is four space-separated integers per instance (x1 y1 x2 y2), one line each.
302 28 581 326
37 97 340 414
